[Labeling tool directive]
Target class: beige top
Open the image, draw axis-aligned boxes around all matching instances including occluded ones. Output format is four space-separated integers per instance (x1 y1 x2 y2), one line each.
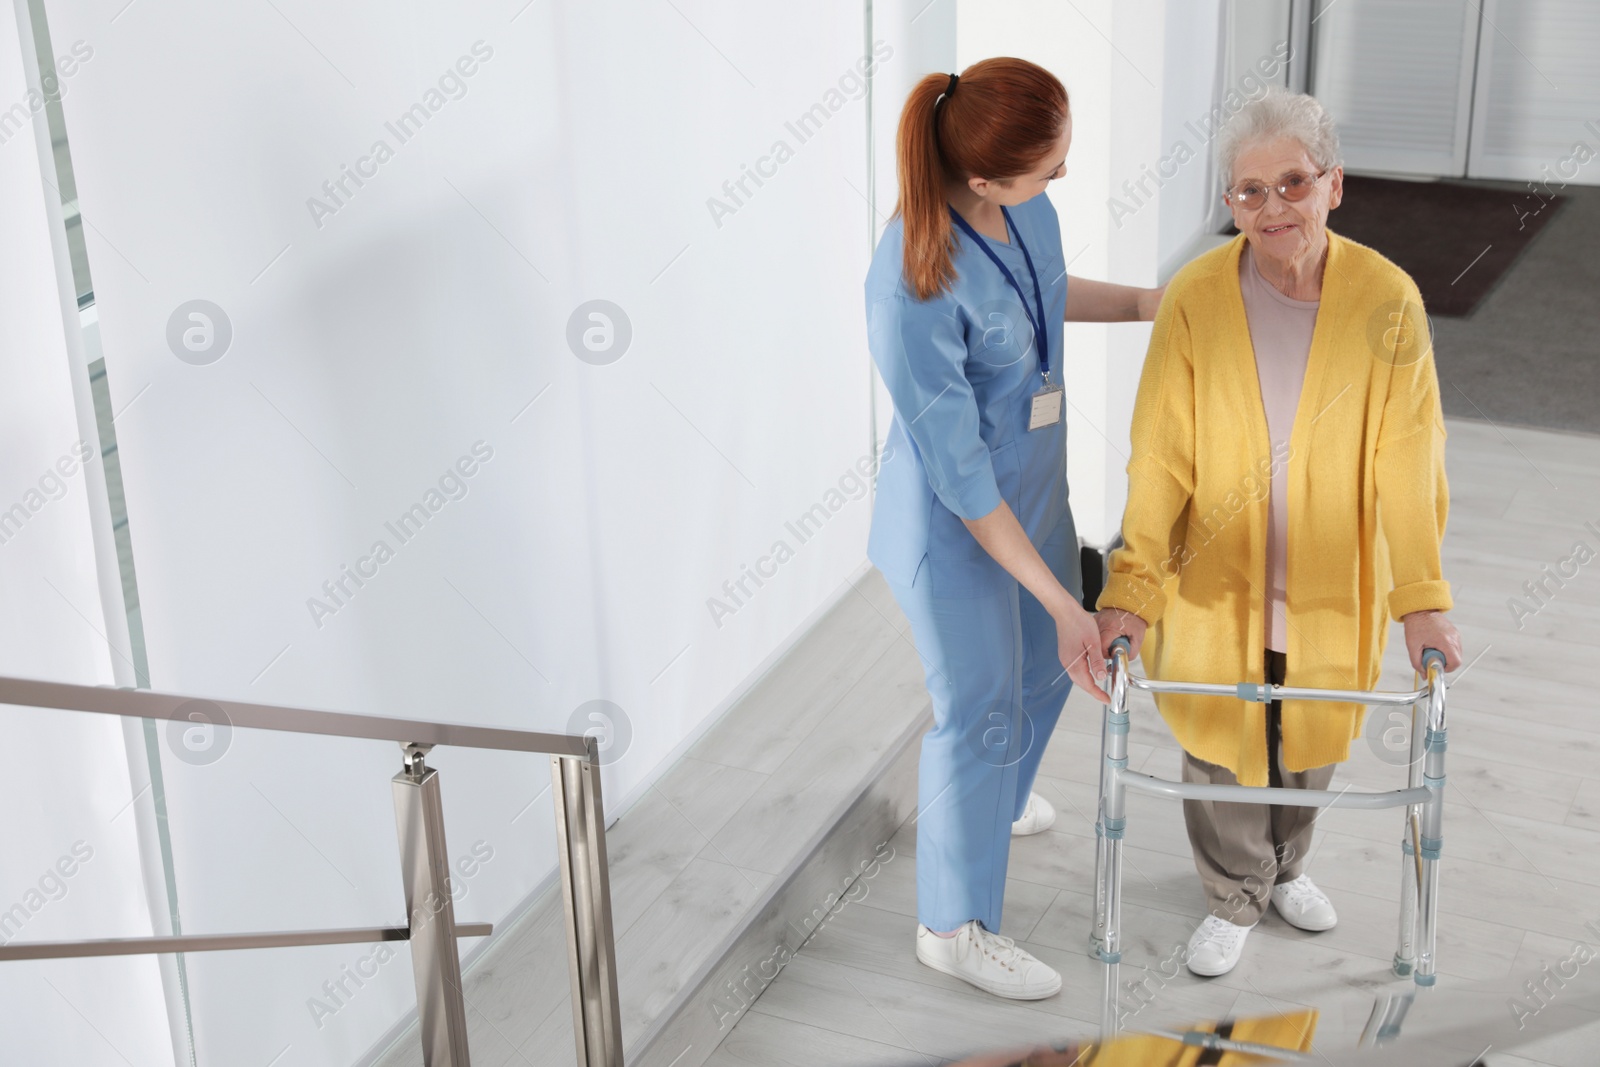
1238 244 1319 653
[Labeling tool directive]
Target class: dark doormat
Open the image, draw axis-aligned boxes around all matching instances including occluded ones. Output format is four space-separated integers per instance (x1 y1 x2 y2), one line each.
1325 175 1564 316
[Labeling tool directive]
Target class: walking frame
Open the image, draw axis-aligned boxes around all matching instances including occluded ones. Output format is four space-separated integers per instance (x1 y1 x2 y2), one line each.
1089 637 1449 1038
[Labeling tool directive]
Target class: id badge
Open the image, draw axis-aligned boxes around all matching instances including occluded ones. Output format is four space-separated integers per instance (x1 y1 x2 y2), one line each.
1028 380 1064 431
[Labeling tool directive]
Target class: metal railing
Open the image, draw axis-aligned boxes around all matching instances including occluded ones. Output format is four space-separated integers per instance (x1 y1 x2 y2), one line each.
0 675 623 1067
1090 639 1449 1038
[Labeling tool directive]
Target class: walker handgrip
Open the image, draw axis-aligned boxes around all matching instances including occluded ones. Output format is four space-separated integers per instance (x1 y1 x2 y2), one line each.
1109 636 1132 659
1421 647 1446 673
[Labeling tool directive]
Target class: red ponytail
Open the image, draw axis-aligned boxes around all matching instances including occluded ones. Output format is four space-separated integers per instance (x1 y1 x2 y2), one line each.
893 58 1069 302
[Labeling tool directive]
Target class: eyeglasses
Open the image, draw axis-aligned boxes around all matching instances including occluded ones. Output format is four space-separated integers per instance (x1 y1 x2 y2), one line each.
1223 170 1328 211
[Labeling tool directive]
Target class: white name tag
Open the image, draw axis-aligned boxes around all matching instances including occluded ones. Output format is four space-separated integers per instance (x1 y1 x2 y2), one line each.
1028 382 1064 430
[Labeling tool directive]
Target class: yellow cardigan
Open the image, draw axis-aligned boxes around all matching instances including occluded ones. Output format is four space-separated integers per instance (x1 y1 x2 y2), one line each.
1089 1008 1318 1065
1097 231 1452 786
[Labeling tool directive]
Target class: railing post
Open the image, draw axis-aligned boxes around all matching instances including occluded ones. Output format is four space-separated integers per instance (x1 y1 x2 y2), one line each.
552 745 624 1067
393 743 472 1065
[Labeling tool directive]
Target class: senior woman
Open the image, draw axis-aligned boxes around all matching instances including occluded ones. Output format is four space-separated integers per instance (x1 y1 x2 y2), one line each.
1094 89 1463 977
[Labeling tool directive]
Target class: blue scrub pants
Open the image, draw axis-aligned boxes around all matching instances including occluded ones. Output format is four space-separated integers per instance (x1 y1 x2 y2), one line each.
885 519 1081 935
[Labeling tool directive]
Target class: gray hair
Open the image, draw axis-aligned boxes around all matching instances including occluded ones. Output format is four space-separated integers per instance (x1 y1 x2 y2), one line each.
1216 88 1342 186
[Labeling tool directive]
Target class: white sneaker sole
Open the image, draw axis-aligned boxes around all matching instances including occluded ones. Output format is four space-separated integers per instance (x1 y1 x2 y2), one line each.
915 945 1062 1000
1185 923 1254 976
1273 902 1337 932
1185 951 1242 977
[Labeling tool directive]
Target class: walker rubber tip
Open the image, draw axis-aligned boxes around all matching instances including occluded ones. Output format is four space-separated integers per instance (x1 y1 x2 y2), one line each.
1393 958 1413 977
1414 972 1437 987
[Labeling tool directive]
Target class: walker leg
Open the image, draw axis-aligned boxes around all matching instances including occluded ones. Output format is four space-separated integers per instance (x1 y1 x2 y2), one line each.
1099 956 1120 1040
1100 827 1124 969
1091 779 1126 1042
1091 727 1110 952
1416 784 1443 986
1394 701 1424 977
1091 661 1129 975
1414 665 1447 987
1393 827 1418 977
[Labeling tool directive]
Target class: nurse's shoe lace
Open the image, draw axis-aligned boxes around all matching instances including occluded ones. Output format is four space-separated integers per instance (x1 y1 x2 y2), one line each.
1185 914 1254 976
963 924 1024 970
915 919 1061 999
1270 873 1338 931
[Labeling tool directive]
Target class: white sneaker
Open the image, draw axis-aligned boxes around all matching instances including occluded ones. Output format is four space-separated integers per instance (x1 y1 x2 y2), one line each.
1185 914 1254 976
1271 874 1338 931
1011 791 1056 835
915 920 1062 1000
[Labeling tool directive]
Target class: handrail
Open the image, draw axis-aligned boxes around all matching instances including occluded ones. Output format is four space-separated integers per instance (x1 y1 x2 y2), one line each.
0 924 493 960
0 672 624 1066
0 674 590 756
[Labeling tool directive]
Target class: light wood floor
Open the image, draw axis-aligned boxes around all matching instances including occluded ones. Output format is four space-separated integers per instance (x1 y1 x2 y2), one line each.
706 418 1600 1067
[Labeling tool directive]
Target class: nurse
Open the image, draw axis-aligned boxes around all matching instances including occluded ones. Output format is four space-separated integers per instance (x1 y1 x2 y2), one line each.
865 58 1163 1000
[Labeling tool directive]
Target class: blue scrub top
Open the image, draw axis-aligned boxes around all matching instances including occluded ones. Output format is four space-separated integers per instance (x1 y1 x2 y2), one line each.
864 191 1072 593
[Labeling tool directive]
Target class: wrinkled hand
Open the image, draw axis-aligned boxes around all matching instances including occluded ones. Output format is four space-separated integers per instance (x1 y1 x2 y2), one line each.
1054 602 1110 703
1402 610 1462 673
1096 608 1148 662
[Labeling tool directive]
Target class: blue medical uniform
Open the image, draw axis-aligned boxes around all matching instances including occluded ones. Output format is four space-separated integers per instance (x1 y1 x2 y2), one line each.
864 191 1081 935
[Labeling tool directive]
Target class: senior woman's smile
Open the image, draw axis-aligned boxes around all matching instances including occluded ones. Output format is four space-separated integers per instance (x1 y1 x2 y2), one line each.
1226 135 1344 300
1095 88 1462 980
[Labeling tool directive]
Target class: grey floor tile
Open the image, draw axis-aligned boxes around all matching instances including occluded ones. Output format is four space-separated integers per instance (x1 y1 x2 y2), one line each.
707 640 927 874
703 1008 924 1067
616 855 772 1035
688 587 904 775
1564 777 1600 832
652 757 769 842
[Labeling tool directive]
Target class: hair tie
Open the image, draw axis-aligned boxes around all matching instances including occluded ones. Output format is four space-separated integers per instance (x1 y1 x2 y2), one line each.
938 71 959 106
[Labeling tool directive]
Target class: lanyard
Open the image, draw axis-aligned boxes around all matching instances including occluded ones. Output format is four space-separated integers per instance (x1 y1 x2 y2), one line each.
947 204 1052 382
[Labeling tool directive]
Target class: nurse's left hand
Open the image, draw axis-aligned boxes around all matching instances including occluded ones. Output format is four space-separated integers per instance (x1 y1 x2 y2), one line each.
1053 602 1110 704
1136 284 1167 322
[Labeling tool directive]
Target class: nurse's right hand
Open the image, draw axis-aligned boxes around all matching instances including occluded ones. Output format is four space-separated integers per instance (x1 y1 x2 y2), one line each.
957 499 1111 703
1054 602 1110 704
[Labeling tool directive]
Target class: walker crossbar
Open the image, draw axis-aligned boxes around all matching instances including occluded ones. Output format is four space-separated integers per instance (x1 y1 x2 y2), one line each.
1128 675 1430 707
1089 639 1448 1039
1119 774 1431 810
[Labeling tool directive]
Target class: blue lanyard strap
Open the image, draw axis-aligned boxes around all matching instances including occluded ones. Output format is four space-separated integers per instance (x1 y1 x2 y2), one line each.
947 204 1052 381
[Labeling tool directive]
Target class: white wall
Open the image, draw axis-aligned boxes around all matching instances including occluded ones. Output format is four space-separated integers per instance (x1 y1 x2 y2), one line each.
869 0 958 464
1156 0 1224 275
1230 0 1295 94
1311 0 1481 177
0 5 175 1063
955 0 1222 548
1467 0 1600 185
10 0 883 1063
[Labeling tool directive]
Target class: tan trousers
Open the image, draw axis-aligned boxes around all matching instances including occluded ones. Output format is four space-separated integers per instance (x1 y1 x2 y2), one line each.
1181 650 1335 926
